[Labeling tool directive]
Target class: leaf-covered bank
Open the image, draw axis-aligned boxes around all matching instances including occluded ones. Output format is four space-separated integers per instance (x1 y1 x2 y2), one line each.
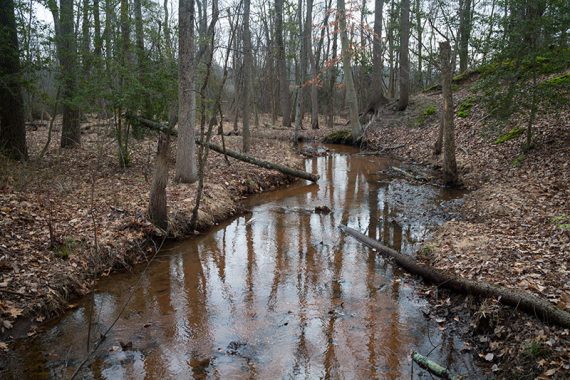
0 121 301 340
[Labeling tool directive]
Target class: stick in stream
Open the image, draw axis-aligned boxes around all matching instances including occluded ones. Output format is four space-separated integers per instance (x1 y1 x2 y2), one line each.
411 351 460 380
338 224 570 328
127 115 320 182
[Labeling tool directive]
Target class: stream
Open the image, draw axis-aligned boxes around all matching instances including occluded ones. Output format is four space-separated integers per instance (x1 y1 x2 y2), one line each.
4 145 486 379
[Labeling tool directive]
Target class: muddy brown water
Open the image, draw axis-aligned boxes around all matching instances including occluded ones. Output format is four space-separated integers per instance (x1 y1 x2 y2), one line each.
4 145 486 379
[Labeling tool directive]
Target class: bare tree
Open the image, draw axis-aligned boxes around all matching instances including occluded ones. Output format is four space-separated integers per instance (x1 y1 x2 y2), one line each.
175 0 198 183
275 0 290 128
458 0 472 73
397 0 410 111
337 0 361 141
372 0 385 97
440 40 458 186
148 133 170 230
47 0 81 148
242 0 253 152
307 0 319 130
294 0 308 141
0 0 27 160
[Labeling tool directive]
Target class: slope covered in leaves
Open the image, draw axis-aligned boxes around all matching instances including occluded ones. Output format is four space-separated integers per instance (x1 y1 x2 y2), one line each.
364 75 569 378
0 123 301 339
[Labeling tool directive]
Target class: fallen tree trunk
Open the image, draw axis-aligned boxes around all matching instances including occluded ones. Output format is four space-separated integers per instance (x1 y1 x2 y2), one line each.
411 351 460 380
128 115 320 183
339 224 570 328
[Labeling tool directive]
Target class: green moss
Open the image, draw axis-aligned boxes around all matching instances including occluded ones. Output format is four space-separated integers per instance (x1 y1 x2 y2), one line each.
495 127 525 144
457 97 476 118
522 341 548 359
423 105 437 116
421 244 434 255
415 105 437 127
511 154 525 167
52 238 79 260
551 215 570 230
542 73 570 87
551 215 568 224
323 129 354 145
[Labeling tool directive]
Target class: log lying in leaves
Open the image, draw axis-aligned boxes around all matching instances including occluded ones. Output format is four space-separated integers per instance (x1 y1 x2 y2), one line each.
411 351 460 380
128 114 320 183
339 224 570 328
203 140 319 182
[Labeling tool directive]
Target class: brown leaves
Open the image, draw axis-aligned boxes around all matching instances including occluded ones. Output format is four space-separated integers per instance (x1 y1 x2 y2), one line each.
360 90 570 377
0 122 303 340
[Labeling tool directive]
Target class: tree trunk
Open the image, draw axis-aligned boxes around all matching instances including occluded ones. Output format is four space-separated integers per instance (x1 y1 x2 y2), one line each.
372 0 384 96
241 0 253 152
148 133 170 230
440 40 458 186
175 0 198 183
104 0 112 71
327 12 338 129
163 0 173 60
458 0 472 73
275 0 290 128
337 0 361 141
59 0 81 148
81 0 90 71
307 0 319 130
0 0 27 160
340 224 570 329
294 0 307 141
433 110 443 155
93 0 102 58
415 0 423 89
397 0 410 111
134 0 146 102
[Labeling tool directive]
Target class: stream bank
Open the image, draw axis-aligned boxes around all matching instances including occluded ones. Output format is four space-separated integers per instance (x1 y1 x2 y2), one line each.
360 90 570 378
0 126 302 340
1 144 488 378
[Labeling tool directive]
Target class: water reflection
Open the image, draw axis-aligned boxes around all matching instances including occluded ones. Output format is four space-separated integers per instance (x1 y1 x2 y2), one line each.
6 144 482 379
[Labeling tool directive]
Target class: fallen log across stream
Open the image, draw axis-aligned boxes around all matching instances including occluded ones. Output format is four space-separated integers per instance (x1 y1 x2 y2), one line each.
339 224 570 328
127 115 320 182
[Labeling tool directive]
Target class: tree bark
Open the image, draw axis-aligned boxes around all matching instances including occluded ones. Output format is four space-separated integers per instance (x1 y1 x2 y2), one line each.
0 0 28 160
242 0 253 152
59 0 81 148
175 0 198 183
148 133 170 230
372 0 384 96
440 40 458 186
93 0 102 57
294 0 308 142
340 224 570 328
307 0 319 130
337 0 362 141
327 12 338 129
458 0 472 73
397 0 410 110
275 0 291 128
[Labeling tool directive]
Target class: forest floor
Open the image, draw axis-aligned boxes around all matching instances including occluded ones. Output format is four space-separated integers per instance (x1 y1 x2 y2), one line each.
342 79 569 378
0 122 303 343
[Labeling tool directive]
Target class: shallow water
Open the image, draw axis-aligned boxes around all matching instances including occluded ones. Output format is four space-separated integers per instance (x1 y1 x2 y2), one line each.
5 144 484 379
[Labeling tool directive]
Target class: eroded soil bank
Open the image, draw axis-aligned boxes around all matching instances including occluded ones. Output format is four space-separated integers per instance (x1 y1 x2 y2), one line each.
1 145 487 379
0 125 301 336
